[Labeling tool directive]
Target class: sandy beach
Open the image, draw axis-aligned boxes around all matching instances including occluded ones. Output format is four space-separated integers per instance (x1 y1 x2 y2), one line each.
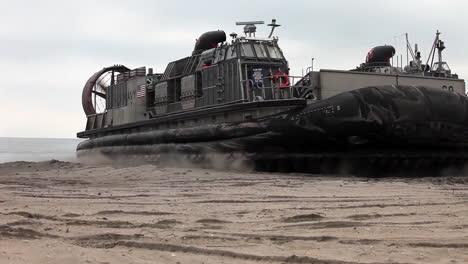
0 160 467 264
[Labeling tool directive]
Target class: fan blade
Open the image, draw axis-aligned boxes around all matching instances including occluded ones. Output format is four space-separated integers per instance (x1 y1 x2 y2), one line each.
97 72 112 88
96 83 107 93
92 90 106 99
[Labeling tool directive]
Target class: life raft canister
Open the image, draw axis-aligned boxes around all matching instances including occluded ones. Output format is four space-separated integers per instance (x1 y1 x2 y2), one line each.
272 72 290 87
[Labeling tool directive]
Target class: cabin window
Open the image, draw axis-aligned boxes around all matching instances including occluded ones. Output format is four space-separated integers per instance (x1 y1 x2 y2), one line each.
254 44 267 58
267 46 283 59
226 45 237 60
241 43 255 57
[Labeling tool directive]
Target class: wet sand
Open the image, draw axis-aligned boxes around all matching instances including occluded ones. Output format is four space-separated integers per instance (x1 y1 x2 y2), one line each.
0 160 467 264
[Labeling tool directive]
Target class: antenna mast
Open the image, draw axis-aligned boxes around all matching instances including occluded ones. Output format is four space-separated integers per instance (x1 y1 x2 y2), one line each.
267 19 281 38
435 30 446 72
405 33 420 69
406 33 409 67
423 30 447 72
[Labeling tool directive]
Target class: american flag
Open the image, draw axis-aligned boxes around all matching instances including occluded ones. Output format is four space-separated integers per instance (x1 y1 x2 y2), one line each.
136 84 146 98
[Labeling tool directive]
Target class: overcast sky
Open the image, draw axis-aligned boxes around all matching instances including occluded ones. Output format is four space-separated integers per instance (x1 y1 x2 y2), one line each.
1 0 467 138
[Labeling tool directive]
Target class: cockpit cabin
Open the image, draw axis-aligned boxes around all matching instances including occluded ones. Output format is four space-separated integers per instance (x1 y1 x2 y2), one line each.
142 31 295 118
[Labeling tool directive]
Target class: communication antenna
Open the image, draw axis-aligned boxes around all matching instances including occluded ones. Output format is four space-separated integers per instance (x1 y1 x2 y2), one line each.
267 19 281 38
425 30 446 72
235 20 264 37
405 33 420 69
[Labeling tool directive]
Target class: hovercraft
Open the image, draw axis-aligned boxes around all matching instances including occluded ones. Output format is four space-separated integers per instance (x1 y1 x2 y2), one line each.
77 20 467 175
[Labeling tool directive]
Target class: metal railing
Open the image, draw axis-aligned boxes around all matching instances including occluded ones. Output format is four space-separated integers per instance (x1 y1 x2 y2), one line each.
243 74 311 101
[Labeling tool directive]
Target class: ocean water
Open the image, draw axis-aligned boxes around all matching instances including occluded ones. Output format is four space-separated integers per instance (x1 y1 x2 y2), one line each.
0 137 84 163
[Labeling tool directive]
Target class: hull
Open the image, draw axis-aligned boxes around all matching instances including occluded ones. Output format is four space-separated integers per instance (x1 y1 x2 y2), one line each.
77 85 468 175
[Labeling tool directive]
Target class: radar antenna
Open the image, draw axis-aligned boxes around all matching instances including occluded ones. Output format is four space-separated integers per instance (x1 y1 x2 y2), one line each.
235 20 264 37
267 19 281 38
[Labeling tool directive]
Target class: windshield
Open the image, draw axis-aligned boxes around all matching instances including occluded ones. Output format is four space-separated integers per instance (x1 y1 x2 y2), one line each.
267 45 283 59
241 43 255 57
254 44 268 58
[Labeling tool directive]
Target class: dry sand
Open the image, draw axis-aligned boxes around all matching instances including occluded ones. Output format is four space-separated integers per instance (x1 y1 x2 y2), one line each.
0 160 467 264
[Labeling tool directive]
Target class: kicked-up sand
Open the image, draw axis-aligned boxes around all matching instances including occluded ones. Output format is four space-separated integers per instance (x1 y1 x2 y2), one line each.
0 160 467 264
